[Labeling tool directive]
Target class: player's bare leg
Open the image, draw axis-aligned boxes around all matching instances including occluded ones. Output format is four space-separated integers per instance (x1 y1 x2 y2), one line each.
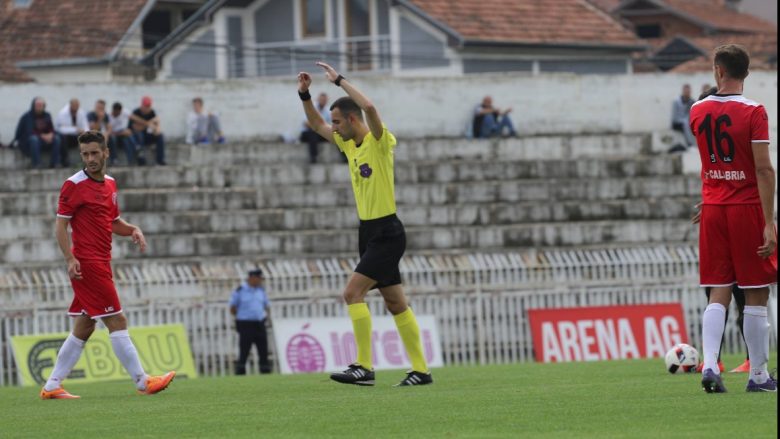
380 285 432 386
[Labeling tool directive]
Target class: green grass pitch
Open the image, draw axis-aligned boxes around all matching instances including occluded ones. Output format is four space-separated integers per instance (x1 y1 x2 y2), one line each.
0 353 775 438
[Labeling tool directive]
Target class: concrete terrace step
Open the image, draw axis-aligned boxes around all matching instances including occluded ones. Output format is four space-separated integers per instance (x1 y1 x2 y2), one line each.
0 176 701 216
0 155 682 193
1 197 700 240
166 134 650 165
1 219 696 264
1 134 650 170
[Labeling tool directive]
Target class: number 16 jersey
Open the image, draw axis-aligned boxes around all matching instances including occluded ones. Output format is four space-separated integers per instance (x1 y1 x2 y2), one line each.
689 94 770 205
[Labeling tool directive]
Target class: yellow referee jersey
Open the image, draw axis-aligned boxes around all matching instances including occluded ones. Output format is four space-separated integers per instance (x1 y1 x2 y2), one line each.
333 125 397 221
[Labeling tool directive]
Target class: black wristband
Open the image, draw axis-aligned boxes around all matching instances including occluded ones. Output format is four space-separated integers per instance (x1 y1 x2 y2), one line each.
334 74 345 87
298 90 312 101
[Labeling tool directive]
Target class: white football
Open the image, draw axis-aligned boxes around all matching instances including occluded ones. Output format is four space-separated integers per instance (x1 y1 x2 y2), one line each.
664 343 699 374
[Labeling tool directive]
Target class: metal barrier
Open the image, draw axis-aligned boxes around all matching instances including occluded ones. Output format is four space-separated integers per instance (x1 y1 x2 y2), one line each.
0 245 700 306
1 283 774 386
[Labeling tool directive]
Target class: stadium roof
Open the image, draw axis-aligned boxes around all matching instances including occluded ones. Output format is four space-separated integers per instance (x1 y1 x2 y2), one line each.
0 0 155 82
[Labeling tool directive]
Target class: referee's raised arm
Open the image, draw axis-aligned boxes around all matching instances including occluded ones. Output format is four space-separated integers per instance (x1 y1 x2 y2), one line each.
315 61 383 141
297 71 334 144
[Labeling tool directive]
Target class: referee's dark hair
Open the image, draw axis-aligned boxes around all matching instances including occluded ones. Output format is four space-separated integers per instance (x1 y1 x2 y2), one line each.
330 97 363 120
714 44 750 80
78 130 107 150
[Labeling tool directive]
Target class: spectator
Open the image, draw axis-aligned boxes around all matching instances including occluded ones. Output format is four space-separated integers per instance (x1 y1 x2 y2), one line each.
129 96 166 166
55 98 89 167
229 269 272 375
87 100 113 164
108 102 140 166
670 84 696 147
700 83 713 98
472 96 517 139
13 97 62 168
299 92 332 163
186 97 225 145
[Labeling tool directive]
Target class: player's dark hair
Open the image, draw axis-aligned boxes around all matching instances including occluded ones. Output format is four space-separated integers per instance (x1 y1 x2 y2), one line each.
698 86 719 100
112 102 122 111
193 97 203 104
714 44 750 80
330 97 363 120
78 130 107 149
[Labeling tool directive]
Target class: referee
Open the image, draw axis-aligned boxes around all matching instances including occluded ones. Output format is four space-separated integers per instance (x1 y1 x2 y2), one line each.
297 62 432 386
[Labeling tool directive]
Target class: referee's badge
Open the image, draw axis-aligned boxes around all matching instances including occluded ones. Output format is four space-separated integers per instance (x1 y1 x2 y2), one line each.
359 163 373 178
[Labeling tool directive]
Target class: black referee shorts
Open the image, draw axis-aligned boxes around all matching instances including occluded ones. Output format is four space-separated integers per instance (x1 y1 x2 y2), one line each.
355 213 406 289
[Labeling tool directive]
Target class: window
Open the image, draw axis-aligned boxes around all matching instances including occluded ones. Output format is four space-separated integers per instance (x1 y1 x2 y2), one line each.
302 0 326 38
13 0 33 8
636 24 662 39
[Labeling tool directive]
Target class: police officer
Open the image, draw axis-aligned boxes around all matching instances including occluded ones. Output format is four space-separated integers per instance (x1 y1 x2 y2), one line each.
229 269 272 375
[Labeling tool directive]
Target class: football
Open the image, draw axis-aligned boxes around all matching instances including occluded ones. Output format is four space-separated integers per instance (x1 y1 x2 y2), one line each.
664 343 699 374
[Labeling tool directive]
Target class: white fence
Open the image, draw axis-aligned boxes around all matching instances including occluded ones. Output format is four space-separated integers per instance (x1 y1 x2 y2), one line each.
2 283 775 386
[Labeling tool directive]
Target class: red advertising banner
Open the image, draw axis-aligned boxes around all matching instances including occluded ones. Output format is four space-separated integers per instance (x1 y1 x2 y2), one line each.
528 303 689 363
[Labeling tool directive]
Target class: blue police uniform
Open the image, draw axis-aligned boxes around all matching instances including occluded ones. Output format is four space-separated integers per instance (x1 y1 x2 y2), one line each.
229 274 272 374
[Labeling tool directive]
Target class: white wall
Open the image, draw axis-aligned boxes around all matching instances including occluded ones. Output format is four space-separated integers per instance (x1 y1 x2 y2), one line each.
0 71 776 144
21 65 113 84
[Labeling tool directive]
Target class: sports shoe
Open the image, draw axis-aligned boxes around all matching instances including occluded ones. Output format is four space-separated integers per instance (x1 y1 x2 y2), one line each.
138 371 176 395
701 369 727 393
330 363 375 386
394 371 433 387
729 359 750 373
695 361 725 373
745 376 777 392
40 387 80 399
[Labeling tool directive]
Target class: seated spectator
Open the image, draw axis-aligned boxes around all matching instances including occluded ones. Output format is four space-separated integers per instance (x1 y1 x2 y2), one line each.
699 86 718 101
700 83 713 98
670 84 696 147
186 97 225 145
130 96 166 166
299 92 332 164
13 97 62 168
473 96 516 139
87 100 113 164
55 98 89 167
107 102 140 166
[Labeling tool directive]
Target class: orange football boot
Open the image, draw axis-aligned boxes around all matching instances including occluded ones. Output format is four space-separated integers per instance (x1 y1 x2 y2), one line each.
729 359 750 373
138 371 176 395
40 387 80 399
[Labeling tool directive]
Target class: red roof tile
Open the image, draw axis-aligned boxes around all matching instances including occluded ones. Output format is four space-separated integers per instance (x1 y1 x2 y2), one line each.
408 0 643 47
662 0 776 33
669 33 777 72
0 0 150 82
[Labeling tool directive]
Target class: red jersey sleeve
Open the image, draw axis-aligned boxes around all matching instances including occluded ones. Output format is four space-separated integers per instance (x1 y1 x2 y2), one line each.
57 181 80 218
751 105 770 143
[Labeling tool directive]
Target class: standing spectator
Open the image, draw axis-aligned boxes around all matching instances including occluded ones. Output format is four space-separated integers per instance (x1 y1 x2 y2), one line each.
229 269 272 375
299 92 332 163
13 97 62 168
670 84 696 147
700 83 713 98
472 96 517 139
55 98 89 167
129 96 166 166
87 100 113 165
186 97 225 145
108 102 139 166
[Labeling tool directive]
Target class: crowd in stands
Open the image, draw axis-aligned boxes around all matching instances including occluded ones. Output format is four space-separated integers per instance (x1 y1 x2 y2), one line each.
7 95 230 169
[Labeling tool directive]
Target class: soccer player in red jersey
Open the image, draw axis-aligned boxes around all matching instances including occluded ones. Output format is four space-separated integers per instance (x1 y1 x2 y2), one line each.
40 130 174 399
689 45 777 393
